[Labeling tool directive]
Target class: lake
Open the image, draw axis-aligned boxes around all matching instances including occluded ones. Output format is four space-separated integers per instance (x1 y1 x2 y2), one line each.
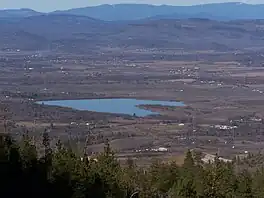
37 98 184 117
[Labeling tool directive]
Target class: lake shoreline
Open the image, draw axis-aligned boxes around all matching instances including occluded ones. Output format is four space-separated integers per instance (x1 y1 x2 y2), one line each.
35 96 183 103
37 98 185 117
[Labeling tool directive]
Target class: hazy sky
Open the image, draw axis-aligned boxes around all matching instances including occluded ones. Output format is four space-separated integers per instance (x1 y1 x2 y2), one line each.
0 0 262 12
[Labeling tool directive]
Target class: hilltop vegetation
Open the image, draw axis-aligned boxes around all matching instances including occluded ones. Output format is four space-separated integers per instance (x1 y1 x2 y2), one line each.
2 3 264 53
2 132 264 198
1 14 264 52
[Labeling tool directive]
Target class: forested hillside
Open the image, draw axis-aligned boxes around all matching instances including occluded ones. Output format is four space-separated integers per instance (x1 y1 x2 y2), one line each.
1 132 264 198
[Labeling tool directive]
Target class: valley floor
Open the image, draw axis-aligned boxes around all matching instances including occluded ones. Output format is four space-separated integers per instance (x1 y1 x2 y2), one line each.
1 48 264 165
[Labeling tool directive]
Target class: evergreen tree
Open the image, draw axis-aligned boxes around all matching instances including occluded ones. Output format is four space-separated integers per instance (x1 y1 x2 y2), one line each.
252 168 264 198
183 149 195 169
203 158 236 198
4 132 264 198
169 150 197 198
20 132 38 168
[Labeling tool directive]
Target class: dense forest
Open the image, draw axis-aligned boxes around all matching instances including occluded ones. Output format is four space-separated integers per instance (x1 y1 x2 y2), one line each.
1 132 264 198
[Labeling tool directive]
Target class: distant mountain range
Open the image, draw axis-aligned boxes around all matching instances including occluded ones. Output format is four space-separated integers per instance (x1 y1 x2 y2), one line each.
1 2 264 53
0 8 41 18
2 2 264 21
1 12 264 52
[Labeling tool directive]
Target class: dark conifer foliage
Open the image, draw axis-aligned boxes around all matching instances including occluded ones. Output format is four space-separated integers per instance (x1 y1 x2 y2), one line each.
1 133 264 198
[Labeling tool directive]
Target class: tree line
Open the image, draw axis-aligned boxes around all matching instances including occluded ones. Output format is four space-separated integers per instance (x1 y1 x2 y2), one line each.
1 132 264 198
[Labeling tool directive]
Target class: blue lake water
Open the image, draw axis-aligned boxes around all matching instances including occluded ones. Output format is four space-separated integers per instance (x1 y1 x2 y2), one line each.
37 98 184 117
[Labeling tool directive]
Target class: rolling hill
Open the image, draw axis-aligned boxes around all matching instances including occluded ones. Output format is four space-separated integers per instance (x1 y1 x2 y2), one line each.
0 8 42 18
0 13 264 53
2 3 264 21
52 3 264 21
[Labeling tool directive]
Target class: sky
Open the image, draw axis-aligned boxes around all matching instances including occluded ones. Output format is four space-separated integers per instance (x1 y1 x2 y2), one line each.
0 0 262 12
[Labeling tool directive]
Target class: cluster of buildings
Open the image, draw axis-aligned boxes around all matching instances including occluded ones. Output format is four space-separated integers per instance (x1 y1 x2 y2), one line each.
135 147 168 153
214 125 238 130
